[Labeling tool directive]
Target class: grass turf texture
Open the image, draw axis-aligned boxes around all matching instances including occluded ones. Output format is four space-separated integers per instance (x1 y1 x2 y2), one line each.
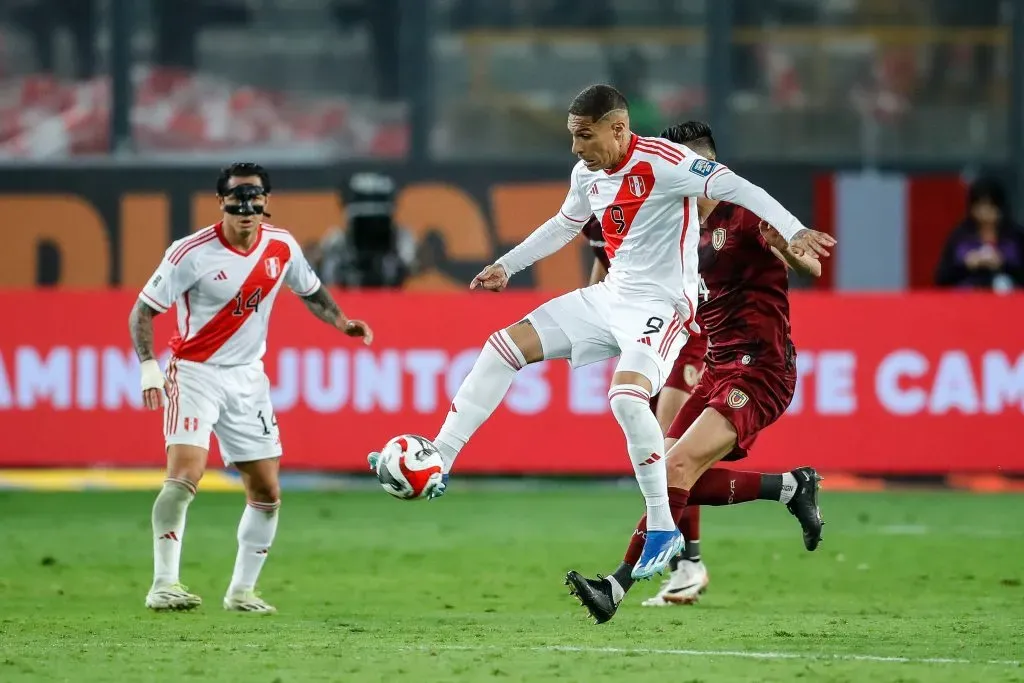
0 489 1021 682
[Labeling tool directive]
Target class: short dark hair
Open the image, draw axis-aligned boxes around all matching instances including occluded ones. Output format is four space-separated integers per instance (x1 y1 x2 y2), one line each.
660 121 716 158
568 84 629 121
217 162 271 196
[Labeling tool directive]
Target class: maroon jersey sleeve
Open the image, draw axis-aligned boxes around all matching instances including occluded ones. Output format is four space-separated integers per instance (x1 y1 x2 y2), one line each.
698 204 793 367
581 214 610 269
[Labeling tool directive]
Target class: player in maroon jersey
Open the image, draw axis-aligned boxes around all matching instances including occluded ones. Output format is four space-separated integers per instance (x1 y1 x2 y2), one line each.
584 214 709 602
567 122 830 622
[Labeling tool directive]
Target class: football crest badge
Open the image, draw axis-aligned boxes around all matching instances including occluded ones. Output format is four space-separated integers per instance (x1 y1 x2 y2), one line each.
712 228 727 250
264 256 281 279
727 389 749 409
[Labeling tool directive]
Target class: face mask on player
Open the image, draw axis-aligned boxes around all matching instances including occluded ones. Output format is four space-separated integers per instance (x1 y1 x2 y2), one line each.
222 184 271 217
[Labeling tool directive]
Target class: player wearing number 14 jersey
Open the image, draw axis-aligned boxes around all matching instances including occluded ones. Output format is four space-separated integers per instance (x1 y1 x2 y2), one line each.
129 163 373 613
369 85 833 577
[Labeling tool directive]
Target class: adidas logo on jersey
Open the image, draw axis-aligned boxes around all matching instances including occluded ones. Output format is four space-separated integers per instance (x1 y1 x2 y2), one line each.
213 271 228 281
637 336 652 346
589 184 599 195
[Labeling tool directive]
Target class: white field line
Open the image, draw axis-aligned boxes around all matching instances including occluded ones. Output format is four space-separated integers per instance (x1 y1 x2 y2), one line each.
414 644 1021 668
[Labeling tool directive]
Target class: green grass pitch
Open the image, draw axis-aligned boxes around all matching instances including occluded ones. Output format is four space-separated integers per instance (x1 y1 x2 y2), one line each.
0 488 1022 682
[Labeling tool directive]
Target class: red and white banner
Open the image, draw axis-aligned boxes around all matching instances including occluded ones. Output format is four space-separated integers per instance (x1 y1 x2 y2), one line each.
814 172 968 291
0 291 1021 475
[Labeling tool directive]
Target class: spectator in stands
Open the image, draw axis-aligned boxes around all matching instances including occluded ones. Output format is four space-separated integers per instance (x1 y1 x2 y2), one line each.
318 172 417 288
935 177 1024 292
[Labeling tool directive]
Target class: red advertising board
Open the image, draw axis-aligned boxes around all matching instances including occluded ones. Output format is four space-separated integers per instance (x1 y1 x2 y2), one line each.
0 291 1021 474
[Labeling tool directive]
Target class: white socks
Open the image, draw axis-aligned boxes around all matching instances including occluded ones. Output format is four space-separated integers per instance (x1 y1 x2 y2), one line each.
435 330 526 473
608 384 674 531
152 478 196 587
152 478 280 597
228 500 280 595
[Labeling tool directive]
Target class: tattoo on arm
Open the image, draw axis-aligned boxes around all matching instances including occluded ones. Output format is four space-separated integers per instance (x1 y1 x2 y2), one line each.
129 300 158 362
301 286 344 326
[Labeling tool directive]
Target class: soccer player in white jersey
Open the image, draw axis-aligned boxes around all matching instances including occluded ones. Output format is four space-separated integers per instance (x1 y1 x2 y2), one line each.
130 162 374 613
370 85 833 577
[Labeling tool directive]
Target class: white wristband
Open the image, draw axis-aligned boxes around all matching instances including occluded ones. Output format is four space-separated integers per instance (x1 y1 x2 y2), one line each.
140 359 165 391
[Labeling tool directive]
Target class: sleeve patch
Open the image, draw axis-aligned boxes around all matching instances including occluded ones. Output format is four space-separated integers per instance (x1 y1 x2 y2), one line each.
689 159 718 177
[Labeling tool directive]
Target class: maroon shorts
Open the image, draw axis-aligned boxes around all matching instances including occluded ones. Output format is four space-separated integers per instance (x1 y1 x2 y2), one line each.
665 357 796 460
663 334 707 393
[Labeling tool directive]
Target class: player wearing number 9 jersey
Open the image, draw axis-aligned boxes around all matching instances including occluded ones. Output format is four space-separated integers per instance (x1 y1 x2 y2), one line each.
373 84 831 580
129 162 374 614
566 122 833 623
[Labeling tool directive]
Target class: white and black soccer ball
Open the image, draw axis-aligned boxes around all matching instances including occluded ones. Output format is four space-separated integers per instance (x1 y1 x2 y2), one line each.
374 435 445 500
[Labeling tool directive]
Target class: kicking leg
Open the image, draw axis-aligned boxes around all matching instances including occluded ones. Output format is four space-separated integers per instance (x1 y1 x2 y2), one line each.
433 321 539 471
146 444 205 611
367 320 540 489
225 457 281 613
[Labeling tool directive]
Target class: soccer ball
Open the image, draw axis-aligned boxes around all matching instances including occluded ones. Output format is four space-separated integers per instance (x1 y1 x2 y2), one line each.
374 435 445 500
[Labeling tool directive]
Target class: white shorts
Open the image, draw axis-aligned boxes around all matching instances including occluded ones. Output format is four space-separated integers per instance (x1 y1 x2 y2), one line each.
163 358 282 466
525 282 689 393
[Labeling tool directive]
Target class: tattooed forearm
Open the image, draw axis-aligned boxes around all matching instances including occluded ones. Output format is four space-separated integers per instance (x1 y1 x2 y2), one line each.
129 300 158 362
301 286 344 326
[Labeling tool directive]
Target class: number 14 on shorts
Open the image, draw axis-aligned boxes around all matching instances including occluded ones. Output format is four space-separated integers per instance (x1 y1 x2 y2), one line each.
257 410 277 435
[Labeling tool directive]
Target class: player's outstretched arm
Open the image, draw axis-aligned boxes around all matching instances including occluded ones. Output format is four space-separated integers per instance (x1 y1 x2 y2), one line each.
702 168 836 259
476 214 584 292
129 300 166 410
759 222 822 277
301 285 373 345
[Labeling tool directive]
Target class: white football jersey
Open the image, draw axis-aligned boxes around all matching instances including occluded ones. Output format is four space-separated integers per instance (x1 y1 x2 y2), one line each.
559 134 803 333
139 222 321 365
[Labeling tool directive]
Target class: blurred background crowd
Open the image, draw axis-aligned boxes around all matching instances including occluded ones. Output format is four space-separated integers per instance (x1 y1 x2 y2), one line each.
0 0 1022 292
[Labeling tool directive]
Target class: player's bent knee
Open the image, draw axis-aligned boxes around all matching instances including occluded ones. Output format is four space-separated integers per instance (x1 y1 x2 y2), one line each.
607 384 654 429
504 320 543 364
235 458 281 503
613 351 661 395
248 484 280 505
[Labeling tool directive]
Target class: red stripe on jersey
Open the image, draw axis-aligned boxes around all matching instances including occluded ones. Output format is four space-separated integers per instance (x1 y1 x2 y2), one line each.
636 144 681 166
182 291 192 339
169 232 217 265
679 198 699 332
600 161 656 260
169 226 215 262
560 210 588 223
639 137 685 161
171 240 292 362
636 140 683 165
703 166 730 198
262 224 289 235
